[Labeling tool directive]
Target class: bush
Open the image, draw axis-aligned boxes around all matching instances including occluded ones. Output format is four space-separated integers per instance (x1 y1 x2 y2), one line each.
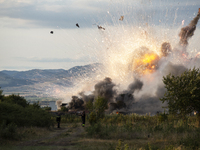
158 112 168 122
123 121 133 132
0 101 53 127
43 106 51 111
89 111 97 125
116 139 129 150
2 94 29 108
60 106 68 112
86 122 102 137
0 121 19 140
179 132 200 150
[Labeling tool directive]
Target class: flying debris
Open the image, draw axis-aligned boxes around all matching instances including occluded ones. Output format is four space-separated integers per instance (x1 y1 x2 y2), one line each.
97 25 105 30
119 16 124 21
50 31 53 34
76 23 80 28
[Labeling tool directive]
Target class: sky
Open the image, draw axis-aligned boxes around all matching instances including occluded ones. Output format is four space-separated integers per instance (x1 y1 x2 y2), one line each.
0 0 200 71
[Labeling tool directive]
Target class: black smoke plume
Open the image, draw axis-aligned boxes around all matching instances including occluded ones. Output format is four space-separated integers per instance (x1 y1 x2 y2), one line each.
93 77 116 102
179 11 200 47
115 79 143 109
68 77 144 112
68 96 84 110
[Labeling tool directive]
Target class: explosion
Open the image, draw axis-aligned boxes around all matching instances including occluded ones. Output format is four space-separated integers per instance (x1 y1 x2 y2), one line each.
57 7 200 115
132 51 160 75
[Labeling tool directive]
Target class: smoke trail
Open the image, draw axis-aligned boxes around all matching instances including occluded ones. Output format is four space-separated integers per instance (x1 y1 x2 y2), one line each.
179 10 200 47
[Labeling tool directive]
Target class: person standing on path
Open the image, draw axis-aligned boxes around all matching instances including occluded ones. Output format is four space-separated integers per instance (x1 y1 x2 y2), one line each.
81 111 86 127
56 113 61 128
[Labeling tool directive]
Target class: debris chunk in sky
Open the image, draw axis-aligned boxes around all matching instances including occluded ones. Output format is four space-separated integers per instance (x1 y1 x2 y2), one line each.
76 23 80 28
50 31 53 34
119 16 124 21
97 25 105 30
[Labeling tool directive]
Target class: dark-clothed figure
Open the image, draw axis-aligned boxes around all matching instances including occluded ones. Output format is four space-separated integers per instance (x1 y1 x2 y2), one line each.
81 111 86 127
56 113 61 128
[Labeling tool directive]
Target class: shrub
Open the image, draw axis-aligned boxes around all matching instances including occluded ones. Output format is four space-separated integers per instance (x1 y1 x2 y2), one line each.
86 122 102 137
158 112 168 122
3 94 29 108
60 106 68 112
89 111 97 125
179 132 200 149
0 121 19 140
43 106 51 111
116 139 129 150
0 101 53 127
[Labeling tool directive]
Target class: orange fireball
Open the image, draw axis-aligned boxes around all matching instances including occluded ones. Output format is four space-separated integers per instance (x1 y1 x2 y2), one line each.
132 52 160 75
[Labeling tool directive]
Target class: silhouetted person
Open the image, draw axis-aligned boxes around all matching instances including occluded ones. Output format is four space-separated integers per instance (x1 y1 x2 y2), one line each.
81 111 86 127
56 113 61 128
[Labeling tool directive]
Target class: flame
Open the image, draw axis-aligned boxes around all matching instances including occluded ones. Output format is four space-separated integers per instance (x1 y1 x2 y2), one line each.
132 52 160 74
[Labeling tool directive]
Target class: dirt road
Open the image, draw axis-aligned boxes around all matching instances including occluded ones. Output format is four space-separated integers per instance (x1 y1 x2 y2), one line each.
17 124 86 147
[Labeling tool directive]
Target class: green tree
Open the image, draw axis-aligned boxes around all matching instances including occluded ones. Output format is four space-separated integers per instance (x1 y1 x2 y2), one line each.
30 101 40 109
3 94 29 107
88 111 97 125
60 106 68 112
86 100 94 112
160 68 200 125
94 97 108 119
88 97 108 125
43 106 51 111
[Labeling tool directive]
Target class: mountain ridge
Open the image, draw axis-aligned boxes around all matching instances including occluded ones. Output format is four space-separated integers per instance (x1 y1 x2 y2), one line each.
0 63 103 97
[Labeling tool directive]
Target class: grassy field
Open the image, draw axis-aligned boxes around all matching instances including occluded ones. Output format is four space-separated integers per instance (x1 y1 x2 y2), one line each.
1 113 200 150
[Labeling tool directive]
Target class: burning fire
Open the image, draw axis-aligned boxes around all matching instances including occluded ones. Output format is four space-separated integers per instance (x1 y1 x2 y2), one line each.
132 52 160 75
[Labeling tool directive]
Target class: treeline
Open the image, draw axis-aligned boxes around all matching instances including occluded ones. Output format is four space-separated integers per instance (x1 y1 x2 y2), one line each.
0 88 53 140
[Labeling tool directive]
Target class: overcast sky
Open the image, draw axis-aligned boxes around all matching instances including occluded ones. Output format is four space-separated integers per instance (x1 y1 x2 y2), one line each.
0 0 200 71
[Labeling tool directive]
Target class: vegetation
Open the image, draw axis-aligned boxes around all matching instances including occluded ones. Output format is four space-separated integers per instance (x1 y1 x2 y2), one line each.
160 68 200 125
85 113 200 149
1 112 200 150
42 106 52 111
88 97 108 125
1 67 200 149
0 88 54 141
60 106 68 112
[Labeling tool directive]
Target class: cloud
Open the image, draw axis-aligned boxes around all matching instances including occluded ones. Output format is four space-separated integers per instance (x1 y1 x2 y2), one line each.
0 0 199 29
15 56 96 63
0 0 107 28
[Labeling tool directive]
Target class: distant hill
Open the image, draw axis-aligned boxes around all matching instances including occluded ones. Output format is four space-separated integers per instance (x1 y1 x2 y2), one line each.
0 72 34 87
0 63 103 97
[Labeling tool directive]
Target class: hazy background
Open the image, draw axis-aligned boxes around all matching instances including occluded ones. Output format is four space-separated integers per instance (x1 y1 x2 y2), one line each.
1 0 200 71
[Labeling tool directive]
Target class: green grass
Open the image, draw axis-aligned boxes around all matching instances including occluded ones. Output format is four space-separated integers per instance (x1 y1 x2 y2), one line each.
1 113 200 150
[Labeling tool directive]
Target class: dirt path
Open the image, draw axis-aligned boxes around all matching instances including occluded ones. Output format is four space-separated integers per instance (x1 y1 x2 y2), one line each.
17 124 86 147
